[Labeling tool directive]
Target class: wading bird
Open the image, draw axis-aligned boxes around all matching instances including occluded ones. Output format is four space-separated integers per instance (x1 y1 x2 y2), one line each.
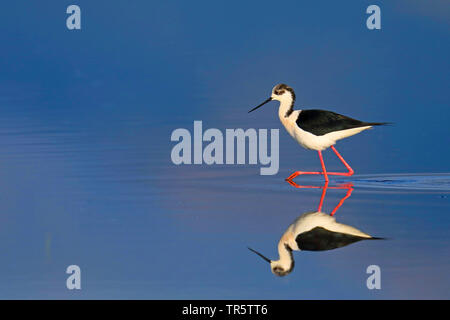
248 183 384 277
249 84 387 181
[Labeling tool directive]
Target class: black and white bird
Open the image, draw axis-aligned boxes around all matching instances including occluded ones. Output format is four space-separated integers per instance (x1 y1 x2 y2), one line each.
249 84 387 181
248 211 383 277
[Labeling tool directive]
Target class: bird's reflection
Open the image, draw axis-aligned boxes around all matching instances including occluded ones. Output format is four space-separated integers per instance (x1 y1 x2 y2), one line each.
248 182 384 277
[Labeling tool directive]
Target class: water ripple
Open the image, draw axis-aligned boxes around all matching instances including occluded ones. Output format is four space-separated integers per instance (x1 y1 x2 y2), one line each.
336 173 450 191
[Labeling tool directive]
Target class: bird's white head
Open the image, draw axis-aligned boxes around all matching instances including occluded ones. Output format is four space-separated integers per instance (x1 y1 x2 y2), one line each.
271 83 296 103
249 83 296 114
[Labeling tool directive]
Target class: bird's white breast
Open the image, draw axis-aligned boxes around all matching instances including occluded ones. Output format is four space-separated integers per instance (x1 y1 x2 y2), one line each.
279 110 329 150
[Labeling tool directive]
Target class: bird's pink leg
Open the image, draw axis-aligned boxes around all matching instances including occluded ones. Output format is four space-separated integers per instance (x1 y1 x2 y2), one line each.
286 151 329 181
324 145 354 177
286 146 354 181
318 150 329 182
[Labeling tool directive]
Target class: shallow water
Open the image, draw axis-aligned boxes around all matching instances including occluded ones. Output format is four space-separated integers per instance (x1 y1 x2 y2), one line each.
0 1 449 299
0 109 449 299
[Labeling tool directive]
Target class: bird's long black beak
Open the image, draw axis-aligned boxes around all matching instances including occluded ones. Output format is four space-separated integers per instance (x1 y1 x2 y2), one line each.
248 97 272 113
248 247 271 263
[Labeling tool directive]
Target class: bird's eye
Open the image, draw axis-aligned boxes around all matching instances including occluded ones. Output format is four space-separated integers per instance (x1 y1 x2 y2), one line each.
275 90 285 95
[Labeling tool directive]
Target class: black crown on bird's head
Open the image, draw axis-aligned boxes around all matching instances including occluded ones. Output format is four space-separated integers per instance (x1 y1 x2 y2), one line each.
248 83 296 114
272 83 296 101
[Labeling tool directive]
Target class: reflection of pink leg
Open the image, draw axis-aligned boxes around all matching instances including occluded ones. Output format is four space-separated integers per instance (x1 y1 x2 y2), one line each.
286 180 353 190
330 186 353 216
286 180 354 216
317 181 329 212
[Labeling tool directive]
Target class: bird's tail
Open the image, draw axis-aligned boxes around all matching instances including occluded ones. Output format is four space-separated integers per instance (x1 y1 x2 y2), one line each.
366 122 392 126
369 236 387 240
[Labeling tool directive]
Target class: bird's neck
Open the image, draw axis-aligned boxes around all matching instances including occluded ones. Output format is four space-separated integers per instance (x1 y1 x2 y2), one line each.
277 94 295 120
274 241 294 270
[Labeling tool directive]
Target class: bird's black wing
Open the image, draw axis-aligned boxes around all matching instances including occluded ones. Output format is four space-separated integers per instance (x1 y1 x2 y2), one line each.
295 227 372 251
296 109 384 136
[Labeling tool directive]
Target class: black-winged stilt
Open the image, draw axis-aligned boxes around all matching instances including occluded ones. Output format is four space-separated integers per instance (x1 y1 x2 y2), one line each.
249 84 387 182
248 183 383 277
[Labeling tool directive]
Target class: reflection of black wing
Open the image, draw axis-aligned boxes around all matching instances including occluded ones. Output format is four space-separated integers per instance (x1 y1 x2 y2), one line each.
296 227 374 251
296 109 385 136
